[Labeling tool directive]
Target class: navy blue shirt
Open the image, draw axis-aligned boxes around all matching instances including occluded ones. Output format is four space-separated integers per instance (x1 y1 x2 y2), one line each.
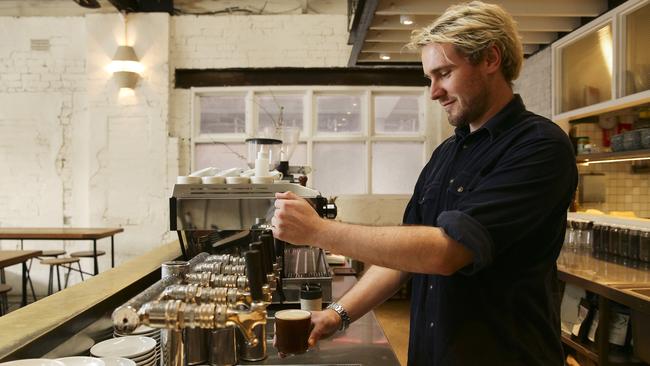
403 95 577 366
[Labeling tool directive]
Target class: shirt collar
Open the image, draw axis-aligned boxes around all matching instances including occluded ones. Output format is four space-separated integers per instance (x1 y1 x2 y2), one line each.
454 94 526 142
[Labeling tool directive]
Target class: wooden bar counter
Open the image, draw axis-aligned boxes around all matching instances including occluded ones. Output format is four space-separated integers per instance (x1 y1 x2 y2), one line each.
0 241 180 360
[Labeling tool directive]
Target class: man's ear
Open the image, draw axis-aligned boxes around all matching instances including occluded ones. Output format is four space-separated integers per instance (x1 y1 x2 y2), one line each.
484 44 502 74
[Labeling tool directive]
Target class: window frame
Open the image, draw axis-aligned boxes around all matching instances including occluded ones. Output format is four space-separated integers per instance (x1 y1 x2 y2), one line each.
190 85 433 196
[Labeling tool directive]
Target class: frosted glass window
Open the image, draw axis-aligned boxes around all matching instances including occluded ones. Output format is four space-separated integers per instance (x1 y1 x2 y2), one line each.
200 96 246 134
624 3 650 96
289 143 308 167
560 24 613 112
372 142 423 194
194 143 248 171
316 95 362 133
374 95 420 134
256 95 304 133
313 142 365 196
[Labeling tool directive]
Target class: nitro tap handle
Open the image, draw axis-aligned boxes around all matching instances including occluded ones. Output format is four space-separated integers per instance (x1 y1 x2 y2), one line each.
245 250 264 302
249 242 268 283
260 232 276 267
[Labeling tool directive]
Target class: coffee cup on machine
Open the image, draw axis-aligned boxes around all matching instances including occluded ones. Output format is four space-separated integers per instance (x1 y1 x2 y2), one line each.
274 309 311 355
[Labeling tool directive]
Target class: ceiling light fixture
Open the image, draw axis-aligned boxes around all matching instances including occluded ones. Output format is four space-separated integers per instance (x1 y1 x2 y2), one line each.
379 53 391 61
107 15 143 90
400 15 414 25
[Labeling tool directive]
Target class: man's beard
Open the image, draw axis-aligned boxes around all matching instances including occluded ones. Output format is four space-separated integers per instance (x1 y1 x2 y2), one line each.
446 86 490 128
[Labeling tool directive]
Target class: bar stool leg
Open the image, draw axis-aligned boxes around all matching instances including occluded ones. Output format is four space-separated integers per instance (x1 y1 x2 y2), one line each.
64 265 73 289
77 262 84 281
26 259 37 302
47 266 54 296
55 265 62 292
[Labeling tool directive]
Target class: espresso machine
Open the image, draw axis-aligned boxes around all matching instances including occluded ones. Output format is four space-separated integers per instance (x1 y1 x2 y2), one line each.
112 180 337 366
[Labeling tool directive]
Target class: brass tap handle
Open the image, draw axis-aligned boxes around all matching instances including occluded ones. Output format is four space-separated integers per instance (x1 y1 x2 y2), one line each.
138 300 266 347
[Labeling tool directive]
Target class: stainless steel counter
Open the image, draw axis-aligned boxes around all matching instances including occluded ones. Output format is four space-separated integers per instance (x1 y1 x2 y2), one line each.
243 275 401 366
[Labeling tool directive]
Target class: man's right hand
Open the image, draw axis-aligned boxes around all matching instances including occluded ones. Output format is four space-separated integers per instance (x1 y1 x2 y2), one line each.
308 309 342 347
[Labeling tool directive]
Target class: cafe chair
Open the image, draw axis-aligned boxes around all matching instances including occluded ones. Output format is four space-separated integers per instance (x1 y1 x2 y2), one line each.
70 250 106 276
40 257 83 295
0 283 11 315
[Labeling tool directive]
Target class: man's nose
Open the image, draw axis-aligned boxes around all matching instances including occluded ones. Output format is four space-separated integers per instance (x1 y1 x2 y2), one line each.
429 79 444 100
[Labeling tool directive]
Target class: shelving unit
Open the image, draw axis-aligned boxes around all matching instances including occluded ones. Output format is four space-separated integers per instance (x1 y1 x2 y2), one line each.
577 149 650 164
558 250 650 365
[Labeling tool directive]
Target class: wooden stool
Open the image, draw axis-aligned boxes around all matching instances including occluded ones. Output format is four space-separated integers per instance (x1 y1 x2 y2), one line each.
0 283 12 315
40 258 82 295
70 251 106 276
25 249 68 302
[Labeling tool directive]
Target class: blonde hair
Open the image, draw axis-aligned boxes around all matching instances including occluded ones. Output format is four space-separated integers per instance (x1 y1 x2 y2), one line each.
407 1 523 83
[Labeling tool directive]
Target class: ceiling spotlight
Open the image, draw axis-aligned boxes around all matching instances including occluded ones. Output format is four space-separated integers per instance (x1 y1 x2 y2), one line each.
400 15 414 25
379 53 391 61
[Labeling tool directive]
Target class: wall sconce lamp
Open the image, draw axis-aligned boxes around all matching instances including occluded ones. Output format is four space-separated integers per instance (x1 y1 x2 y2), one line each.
107 15 143 90
108 45 143 89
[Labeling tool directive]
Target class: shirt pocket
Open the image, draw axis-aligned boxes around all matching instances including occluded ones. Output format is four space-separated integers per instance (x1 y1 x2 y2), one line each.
445 171 479 209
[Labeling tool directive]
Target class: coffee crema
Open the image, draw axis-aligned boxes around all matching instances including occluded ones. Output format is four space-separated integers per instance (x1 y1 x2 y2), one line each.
275 309 311 320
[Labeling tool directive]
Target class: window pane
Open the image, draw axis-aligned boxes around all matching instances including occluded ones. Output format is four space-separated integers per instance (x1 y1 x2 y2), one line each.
560 23 613 112
625 3 650 96
313 142 365 196
256 95 303 134
200 96 246 134
374 95 420 134
316 95 362 133
372 142 423 194
289 143 308 167
194 143 247 171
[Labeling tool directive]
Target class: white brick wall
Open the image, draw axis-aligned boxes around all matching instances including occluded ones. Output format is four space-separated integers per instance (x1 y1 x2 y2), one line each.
170 14 351 69
0 14 173 294
514 47 552 119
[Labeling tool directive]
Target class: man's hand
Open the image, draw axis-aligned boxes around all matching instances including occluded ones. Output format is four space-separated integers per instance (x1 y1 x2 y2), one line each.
272 191 326 247
308 309 341 347
273 309 341 357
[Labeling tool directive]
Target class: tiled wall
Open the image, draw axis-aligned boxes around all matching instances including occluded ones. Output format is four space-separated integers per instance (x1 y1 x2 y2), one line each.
573 122 650 218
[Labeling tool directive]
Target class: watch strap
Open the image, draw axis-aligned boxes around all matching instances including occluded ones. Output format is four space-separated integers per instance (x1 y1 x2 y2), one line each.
326 302 351 330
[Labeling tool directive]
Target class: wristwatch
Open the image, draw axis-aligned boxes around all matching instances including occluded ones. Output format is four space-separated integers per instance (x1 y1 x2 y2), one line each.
326 302 351 330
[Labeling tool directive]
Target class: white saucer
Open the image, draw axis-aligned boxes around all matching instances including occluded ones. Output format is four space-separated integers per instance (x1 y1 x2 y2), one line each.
1 360 65 366
98 359 135 366
55 357 105 366
90 337 156 358
129 351 155 363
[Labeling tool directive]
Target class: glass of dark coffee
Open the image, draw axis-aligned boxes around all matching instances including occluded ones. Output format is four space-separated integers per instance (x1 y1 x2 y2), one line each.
274 309 311 355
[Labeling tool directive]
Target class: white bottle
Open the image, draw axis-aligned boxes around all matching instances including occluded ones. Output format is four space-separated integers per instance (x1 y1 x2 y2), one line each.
255 149 270 177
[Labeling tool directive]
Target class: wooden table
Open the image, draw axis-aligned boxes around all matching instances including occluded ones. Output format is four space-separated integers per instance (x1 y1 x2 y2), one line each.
0 228 124 276
0 250 43 307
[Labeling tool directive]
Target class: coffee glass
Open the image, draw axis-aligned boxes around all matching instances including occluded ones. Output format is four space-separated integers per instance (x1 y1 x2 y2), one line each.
274 309 311 354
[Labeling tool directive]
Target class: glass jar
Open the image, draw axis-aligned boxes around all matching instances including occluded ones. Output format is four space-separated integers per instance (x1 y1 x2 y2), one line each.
592 224 602 258
601 225 612 258
609 225 620 257
629 228 641 266
619 227 631 264
639 229 650 264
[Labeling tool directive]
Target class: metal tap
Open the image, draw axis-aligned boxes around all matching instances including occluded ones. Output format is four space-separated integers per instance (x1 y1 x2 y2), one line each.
138 300 267 346
185 272 249 289
202 254 246 265
161 283 272 305
192 261 247 275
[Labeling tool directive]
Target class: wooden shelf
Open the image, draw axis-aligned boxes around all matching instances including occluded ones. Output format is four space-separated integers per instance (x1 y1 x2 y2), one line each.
576 149 650 164
562 334 599 363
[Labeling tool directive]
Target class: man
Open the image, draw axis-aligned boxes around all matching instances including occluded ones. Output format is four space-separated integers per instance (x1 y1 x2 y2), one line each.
272 2 577 365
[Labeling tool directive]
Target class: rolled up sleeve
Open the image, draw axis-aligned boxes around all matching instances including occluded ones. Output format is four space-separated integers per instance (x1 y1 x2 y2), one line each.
437 210 494 274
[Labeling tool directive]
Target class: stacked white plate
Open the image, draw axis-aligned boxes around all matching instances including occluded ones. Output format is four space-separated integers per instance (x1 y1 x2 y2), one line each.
90 337 156 366
0 360 65 366
113 326 161 364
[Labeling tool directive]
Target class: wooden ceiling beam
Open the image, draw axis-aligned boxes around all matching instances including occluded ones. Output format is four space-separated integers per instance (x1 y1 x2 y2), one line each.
376 0 607 17
370 15 581 32
365 30 558 44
